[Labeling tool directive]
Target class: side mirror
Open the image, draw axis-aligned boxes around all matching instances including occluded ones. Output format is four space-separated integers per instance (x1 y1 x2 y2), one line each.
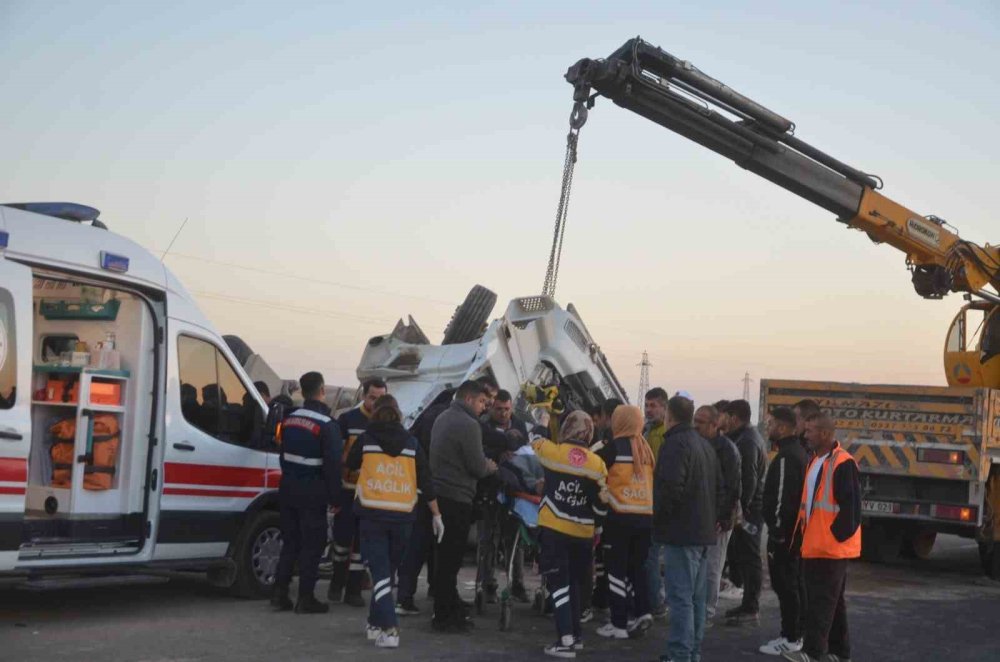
262 401 287 449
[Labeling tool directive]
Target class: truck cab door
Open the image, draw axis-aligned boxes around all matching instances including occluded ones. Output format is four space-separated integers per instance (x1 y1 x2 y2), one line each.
0 257 31 571
944 303 1000 388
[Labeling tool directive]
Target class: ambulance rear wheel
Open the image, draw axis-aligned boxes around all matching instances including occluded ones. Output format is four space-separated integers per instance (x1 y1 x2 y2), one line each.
232 510 282 598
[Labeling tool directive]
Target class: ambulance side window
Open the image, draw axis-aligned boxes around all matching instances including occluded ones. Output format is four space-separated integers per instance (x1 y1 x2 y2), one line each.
177 335 256 447
0 289 15 409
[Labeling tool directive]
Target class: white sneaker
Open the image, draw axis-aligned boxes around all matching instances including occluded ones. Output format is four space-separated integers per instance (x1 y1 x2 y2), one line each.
579 607 594 623
366 624 382 641
543 642 576 659
595 623 629 639
718 586 744 601
759 637 803 656
627 613 653 637
375 629 400 648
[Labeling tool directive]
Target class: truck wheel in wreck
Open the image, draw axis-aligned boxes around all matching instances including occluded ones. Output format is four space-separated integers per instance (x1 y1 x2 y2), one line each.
442 285 497 345
232 510 283 598
899 530 937 560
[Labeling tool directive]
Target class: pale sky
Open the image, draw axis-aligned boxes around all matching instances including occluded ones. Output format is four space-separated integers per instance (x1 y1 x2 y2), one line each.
3 1 998 408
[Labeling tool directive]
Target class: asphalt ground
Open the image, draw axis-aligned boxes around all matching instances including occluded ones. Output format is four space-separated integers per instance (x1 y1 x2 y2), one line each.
2 534 999 662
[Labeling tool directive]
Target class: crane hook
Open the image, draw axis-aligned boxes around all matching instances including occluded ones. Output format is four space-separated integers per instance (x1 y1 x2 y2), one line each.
569 101 588 131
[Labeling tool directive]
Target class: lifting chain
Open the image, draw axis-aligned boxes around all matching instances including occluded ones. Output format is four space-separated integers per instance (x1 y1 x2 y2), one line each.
541 100 588 298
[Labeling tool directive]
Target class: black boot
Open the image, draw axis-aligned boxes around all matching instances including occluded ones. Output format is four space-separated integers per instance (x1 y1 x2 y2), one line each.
295 593 330 614
270 584 293 612
328 563 346 603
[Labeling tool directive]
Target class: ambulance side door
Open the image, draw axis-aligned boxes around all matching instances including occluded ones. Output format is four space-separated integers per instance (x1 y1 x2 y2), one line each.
0 257 31 571
156 321 268 560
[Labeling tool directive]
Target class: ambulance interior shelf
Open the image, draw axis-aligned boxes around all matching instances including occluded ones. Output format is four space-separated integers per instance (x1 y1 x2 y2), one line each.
25 366 130 518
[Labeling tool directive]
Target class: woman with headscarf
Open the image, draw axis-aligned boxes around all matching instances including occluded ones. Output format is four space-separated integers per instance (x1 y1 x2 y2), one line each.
594 404 656 640
532 409 609 659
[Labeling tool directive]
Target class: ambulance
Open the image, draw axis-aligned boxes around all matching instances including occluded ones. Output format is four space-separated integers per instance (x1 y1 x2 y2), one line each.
0 202 282 597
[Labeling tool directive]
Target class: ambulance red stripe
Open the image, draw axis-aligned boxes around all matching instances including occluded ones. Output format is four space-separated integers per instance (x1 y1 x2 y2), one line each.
164 462 267 488
162 487 261 498
0 458 28 483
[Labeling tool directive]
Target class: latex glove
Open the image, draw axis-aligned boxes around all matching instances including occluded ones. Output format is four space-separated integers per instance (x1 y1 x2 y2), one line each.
433 515 445 544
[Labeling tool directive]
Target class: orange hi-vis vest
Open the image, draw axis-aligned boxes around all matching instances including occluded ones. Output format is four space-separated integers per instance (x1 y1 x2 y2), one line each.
356 437 419 513
796 443 862 560
606 437 653 516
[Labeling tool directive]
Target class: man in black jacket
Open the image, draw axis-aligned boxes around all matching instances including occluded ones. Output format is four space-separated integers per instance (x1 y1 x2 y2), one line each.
724 399 767 626
477 389 530 603
271 372 342 614
758 407 808 656
693 404 741 623
653 396 726 662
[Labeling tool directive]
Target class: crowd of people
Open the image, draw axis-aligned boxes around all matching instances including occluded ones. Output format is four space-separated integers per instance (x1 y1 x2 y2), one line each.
267 372 862 662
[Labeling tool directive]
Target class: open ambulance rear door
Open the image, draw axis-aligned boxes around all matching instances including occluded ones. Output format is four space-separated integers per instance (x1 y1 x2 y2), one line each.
0 255 32 570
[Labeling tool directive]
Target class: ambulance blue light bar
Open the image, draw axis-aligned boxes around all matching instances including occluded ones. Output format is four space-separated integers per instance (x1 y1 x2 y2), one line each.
0 231 8 249
100 251 130 274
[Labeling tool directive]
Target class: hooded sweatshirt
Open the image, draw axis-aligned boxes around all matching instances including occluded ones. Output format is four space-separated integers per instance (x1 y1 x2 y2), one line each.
345 419 435 522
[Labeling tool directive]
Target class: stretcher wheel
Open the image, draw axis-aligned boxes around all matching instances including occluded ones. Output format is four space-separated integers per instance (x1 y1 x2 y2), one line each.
499 600 513 631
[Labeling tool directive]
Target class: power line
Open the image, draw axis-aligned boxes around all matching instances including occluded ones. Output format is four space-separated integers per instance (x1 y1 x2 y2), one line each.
150 249 456 307
188 290 398 326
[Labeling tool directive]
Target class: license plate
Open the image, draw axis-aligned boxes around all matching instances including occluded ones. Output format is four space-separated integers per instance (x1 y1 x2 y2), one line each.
862 500 899 514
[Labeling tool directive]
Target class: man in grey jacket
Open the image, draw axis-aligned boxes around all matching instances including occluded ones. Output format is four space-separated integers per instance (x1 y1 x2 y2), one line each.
429 380 497 632
653 396 726 662
694 404 742 623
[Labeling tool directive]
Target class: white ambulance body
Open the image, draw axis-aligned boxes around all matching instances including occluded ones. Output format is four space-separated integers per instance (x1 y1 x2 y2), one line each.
0 203 281 597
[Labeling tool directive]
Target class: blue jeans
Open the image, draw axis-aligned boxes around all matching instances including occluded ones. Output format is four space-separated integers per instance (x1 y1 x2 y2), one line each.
646 541 666 611
359 518 412 630
663 545 709 662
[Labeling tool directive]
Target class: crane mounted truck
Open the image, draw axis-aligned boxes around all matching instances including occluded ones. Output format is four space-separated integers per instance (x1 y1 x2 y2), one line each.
564 37 1000 576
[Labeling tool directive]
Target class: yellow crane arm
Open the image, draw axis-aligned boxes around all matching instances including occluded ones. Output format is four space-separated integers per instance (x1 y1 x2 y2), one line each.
565 37 1000 300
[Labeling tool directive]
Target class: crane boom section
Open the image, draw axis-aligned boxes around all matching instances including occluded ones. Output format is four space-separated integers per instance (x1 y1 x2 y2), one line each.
565 38 1000 298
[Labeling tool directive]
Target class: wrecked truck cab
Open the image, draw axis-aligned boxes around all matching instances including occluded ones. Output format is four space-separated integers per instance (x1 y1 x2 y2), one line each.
357 290 629 428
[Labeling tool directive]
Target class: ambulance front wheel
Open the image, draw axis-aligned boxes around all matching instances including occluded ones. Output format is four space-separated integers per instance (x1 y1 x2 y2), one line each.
232 509 283 598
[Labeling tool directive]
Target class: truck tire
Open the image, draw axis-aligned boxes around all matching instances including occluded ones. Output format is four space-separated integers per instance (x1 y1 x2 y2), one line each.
860 522 901 564
231 510 282 598
442 285 497 345
900 530 936 560
979 541 1000 580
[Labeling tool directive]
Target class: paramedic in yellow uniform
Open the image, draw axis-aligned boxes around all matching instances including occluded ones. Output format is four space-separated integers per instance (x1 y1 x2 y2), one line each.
533 410 608 659
344 394 443 650
594 404 656 640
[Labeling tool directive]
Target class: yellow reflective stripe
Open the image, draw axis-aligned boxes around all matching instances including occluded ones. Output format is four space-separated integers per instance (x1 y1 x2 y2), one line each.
357 493 417 511
606 493 653 514
537 455 605 481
